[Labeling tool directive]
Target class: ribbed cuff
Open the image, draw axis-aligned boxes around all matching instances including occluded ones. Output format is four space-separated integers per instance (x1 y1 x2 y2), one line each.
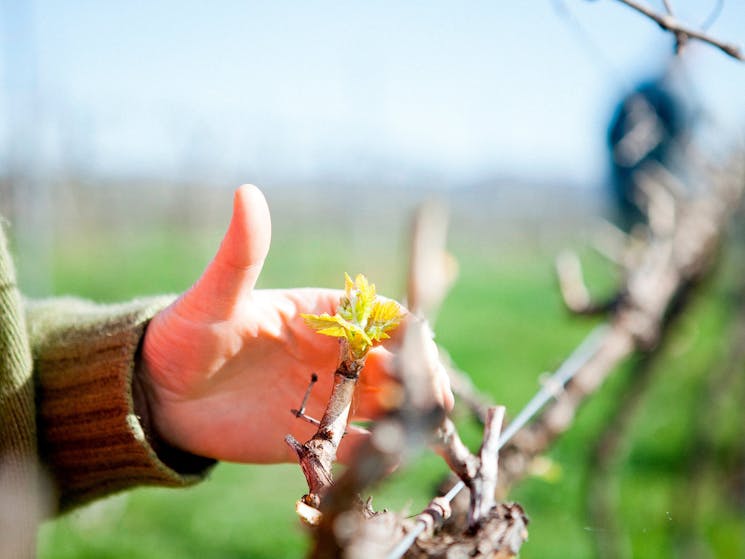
27 296 216 512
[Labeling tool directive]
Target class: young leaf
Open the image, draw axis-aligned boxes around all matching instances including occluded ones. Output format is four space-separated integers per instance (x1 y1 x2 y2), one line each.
302 313 352 339
302 273 403 360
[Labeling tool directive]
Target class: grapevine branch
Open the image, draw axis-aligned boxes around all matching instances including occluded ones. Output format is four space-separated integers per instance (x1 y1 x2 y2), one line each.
285 148 742 558
497 155 745 494
285 353 366 509
433 407 506 529
310 316 450 558
585 201 745 557
387 323 608 559
609 0 744 60
388 152 744 557
301 203 530 558
286 273 405 517
289 373 371 437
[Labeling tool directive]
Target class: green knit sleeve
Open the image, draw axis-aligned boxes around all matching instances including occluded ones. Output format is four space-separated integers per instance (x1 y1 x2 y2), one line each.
0 223 39 556
26 296 216 512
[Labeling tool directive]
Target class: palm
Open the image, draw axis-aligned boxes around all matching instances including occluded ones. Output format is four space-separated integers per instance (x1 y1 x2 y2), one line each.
140 185 451 464
143 287 394 463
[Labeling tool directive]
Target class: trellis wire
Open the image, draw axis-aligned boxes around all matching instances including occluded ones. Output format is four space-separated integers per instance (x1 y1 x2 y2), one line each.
385 324 610 559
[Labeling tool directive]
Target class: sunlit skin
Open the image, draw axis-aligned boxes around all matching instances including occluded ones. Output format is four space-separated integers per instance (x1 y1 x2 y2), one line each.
140 185 454 465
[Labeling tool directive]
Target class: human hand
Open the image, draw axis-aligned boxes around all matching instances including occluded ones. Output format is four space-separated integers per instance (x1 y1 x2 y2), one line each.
140 185 453 464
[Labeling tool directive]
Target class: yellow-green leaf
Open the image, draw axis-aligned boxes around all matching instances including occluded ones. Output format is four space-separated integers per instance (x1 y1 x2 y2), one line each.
366 327 391 343
302 313 349 338
344 272 355 296
353 273 376 305
304 273 402 360
370 300 403 327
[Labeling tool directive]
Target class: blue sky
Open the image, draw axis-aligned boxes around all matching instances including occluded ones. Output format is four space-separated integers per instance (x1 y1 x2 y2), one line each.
2 1 744 187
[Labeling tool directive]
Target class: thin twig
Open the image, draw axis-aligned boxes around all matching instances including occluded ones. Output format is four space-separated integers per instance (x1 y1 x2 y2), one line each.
469 406 505 528
612 0 744 60
290 372 370 435
555 250 620 315
589 219 649 271
290 409 370 436
433 418 479 484
294 372 318 417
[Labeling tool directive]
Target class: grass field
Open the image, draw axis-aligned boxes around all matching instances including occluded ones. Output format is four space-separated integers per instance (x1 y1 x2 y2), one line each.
27 223 745 559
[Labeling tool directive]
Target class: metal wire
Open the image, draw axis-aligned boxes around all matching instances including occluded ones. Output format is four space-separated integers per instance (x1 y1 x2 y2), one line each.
385 324 610 559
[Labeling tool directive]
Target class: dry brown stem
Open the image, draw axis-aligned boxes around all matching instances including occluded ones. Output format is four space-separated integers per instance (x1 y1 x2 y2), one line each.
303 197 526 557
434 418 479 484
432 408 506 529
309 317 448 558
286 353 365 506
290 201 460 556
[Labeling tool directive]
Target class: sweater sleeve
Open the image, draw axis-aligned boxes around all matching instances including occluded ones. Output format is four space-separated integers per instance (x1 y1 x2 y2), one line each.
26 296 216 512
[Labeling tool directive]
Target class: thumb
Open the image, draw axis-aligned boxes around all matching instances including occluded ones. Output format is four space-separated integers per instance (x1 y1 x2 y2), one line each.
181 184 271 320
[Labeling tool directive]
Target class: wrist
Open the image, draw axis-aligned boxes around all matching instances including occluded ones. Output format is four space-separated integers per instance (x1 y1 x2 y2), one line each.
133 351 217 474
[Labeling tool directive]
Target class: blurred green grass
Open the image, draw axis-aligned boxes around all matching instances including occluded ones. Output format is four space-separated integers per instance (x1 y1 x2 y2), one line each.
33 226 745 559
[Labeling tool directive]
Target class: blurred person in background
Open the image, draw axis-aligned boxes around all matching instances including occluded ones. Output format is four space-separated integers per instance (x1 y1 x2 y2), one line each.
0 184 453 558
606 58 692 232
